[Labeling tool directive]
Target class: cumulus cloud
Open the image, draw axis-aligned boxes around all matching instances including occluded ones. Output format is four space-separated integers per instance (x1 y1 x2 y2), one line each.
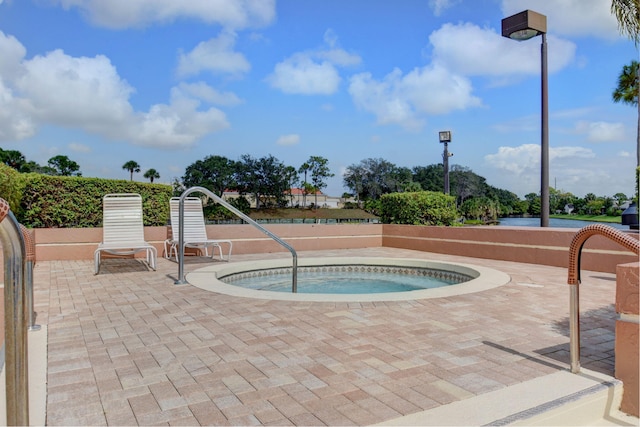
349 65 481 131
177 32 250 78
266 29 361 95
267 55 341 95
481 143 632 197
176 82 243 106
51 0 276 30
429 23 576 77
502 0 621 39
574 120 625 143
276 134 300 146
0 31 229 148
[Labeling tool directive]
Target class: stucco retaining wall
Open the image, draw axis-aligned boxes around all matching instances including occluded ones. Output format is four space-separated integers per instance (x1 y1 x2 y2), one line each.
382 225 638 273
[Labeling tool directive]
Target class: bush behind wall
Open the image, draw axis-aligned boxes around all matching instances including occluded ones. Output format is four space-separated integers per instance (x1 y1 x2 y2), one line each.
380 191 458 225
18 174 172 228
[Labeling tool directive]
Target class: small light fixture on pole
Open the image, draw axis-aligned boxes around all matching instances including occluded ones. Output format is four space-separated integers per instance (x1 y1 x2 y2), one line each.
501 10 549 227
439 130 453 194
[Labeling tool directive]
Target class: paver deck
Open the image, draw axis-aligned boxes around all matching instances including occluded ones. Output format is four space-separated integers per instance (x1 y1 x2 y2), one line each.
33 247 622 425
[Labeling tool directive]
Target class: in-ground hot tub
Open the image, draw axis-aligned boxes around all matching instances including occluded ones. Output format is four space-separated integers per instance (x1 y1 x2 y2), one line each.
186 257 511 302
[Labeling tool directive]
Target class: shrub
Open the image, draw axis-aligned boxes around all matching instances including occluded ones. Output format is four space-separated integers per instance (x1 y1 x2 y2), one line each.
379 191 458 225
19 175 172 228
0 164 25 216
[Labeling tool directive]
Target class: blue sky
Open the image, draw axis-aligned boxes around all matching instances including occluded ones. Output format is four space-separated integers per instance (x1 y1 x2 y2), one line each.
0 0 636 198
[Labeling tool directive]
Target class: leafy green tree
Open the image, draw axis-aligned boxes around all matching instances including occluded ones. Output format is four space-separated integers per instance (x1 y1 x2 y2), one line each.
412 164 443 192
122 160 141 181
612 0 640 44
524 192 541 216
613 192 629 204
305 156 334 207
0 148 27 171
343 158 398 201
460 197 498 222
47 155 81 176
613 60 639 166
283 165 298 207
182 155 236 197
298 162 311 207
449 165 485 206
143 168 160 183
236 154 289 208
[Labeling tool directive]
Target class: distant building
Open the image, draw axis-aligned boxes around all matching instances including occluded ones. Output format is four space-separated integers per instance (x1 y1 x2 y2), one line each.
222 188 343 208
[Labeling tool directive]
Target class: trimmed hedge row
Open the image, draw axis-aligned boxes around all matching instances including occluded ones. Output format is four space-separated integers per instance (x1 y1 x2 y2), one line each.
0 166 172 228
380 191 458 225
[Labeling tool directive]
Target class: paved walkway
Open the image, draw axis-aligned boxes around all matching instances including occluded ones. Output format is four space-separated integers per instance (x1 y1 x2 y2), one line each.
34 248 619 425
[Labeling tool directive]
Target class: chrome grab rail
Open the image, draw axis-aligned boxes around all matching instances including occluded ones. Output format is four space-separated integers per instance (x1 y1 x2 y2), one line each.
19 224 40 331
567 224 639 373
0 198 29 426
174 186 298 292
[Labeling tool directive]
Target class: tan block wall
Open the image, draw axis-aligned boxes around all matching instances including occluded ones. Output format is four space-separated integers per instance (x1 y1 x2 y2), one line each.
383 225 639 273
615 262 639 417
32 223 383 261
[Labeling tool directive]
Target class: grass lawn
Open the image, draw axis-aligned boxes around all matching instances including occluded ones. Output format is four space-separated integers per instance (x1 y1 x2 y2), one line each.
550 214 622 224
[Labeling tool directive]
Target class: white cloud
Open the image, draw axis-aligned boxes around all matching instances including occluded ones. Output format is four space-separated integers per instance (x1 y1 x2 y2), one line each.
349 65 481 131
17 49 135 131
176 82 243 106
267 54 341 95
502 0 621 39
127 94 229 148
177 32 250 78
429 23 576 77
574 120 625 142
429 0 460 16
0 33 229 148
266 30 361 95
51 0 276 30
0 78 36 140
481 143 635 197
276 134 300 146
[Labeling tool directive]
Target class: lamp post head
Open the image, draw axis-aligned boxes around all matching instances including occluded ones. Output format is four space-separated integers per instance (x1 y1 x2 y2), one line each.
438 130 451 143
501 10 546 41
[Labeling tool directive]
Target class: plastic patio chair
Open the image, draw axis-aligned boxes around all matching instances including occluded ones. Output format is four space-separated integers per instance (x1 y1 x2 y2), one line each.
94 193 157 274
164 197 232 261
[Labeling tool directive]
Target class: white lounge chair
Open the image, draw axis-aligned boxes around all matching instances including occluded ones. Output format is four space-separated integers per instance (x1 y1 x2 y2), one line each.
94 193 157 274
164 197 232 261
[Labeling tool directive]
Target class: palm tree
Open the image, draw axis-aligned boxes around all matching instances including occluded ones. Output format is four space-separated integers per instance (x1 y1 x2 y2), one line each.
143 168 160 183
122 160 141 181
611 0 640 167
611 0 640 44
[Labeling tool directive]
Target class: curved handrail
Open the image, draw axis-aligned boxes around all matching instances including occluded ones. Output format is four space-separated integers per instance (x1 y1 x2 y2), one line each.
0 198 29 425
174 186 298 292
567 224 640 373
19 224 40 331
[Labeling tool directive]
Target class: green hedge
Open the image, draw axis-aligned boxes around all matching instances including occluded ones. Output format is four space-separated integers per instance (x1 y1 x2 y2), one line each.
17 175 172 228
379 191 458 225
0 164 26 217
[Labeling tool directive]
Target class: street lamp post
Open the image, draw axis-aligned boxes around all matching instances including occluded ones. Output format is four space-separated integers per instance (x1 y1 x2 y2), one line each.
439 131 453 194
501 10 549 227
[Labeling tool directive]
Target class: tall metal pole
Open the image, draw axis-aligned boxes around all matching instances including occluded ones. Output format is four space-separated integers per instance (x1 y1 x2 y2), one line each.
541 33 549 227
443 142 450 195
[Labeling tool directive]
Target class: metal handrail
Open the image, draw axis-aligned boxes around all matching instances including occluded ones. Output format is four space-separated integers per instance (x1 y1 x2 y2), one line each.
174 186 298 292
0 198 29 426
567 224 639 373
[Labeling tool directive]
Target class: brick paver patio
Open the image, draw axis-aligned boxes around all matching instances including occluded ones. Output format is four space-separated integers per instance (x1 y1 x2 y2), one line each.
35 247 618 425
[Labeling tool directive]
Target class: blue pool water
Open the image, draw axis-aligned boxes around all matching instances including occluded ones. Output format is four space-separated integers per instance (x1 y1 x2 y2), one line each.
222 266 470 294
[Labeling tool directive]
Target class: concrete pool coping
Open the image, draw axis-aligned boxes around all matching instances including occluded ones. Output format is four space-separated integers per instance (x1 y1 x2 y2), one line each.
186 256 512 302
